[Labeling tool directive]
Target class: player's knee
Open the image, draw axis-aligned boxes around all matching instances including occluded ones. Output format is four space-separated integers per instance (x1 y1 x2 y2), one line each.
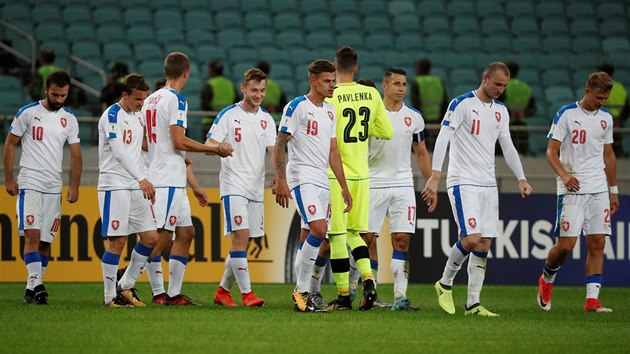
587 236 606 253
309 223 327 239
139 232 159 248
176 227 195 244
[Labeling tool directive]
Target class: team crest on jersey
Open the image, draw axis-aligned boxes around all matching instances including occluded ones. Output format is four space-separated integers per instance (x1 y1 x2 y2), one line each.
495 112 501 122
60 117 67 127
562 221 570 232
328 111 334 120
404 117 412 127
601 120 607 129
26 215 34 225
308 205 316 215
169 216 177 226
234 215 243 226
260 120 267 130
111 220 120 231
468 218 477 228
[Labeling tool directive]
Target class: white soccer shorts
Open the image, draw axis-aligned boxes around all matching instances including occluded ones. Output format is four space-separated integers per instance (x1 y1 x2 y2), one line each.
447 185 499 238
291 184 331 230
554 192 612 237
98 189 157 237
222 195 264 238
368 186 417 234
153 187 193 232
16 189 61 242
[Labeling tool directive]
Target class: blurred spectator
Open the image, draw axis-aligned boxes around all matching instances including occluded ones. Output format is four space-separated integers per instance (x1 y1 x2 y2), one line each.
154 78 167 91
30 48 61 100
0 40 20 76
411 57 447 149
200 59 237 131
598 62 629 156
256 60 287 116
499 61 536 155
101 62 129 106
357 78 377 88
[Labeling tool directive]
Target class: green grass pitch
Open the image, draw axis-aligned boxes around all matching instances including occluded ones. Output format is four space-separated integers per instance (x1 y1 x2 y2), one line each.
1 283 629 354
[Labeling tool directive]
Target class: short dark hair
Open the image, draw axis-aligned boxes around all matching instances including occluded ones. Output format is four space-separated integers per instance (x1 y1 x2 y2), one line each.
505 61 520 77
209 58 225 75
164 52 190 80
383 68 407 82
483 62 510 78
46 70 70 88
256 60 271 75
242 67 267 84
308 59 335 78
155 78 167 91
335 46 357 73
40 48 55 64
415 57 431 74
122 73 150 94
357 79 376 88
586 72 614 92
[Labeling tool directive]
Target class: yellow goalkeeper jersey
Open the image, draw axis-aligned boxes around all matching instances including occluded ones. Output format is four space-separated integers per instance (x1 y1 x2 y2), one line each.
327 82 393 179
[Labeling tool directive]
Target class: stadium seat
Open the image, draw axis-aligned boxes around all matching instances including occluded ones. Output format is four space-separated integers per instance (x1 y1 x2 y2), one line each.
481 18 509 36
566 2 595 20
422 16 450 33
505 2 535 19
232 62 257 81
133 43 164 62
215 10 243 30
62 5 92 25
364 33 395 51
180 0 210 11
512 35 542 54
598 18 628 37
336 32 365 51
138 60 166 79
276 79 297 98
329 0 359 14
0 75 21 91
31 3 62 24
424 34 452 52
540 19 570 37
156 28 186 46
66 24 97 44
536 2 565 19
545 86 575 107
96 25 126 43
596 3 627 21
542 36 572 54
542 69 572 87
164 43 194 57
305 32 336 51
298 0 328 14
0 91 24 115
72 42 102 60
274 14 302 31
154 10 184 30
602 37 630 55
483 35 512 54
526 117 550 156
276 31 305 48
1 4 30 22
196 44 227 64
358 0 388 16
127 26 156 43
569 20 599 37
229 47 259 63
453 35 482 53
475 0 505 17
122 0 152 8
304 14 333 33
363 15 392 33
359 51 384 67
247 31 275 47
334 15 363 33
123 8 153 27
271 63 293 80
451 16 479 34
450 68 479 86
391 14 420 34
269 0 299 14
185 12 215 32
417 0 446 17
244 13 273 31
209 0 240 12
448 0 476 17
103 43 134 65
519 68 541 86
357 65 383 83
510 17 539 35
258 46 290 65
216 29 246 48
92 6 123 27
289 48 317 67
388 0 417 16
395 34 423 52
35 23 66 43
186 29 216 47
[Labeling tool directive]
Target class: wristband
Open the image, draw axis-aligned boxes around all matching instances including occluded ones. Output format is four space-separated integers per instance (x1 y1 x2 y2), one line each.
610 186 618 194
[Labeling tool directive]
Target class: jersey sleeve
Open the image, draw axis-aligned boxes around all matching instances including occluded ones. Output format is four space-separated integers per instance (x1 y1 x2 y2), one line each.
604 115 614 144
67 114 81 144
279 101 300 135
9 106 32 137
169 94 188 129
497 108 512 141
442 98 464 129
207 111 229 142
369 91 394 139
547 109 568 142
265 114 277 147
413 111 426 142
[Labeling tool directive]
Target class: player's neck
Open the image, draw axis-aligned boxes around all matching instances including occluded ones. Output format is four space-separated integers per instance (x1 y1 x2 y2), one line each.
166 78 186 92
474 88 492 104
306 91 324 107
239 100 259 113
578 98 597 112
41 99 58 112
383 97 403 112
118 99 132 113
336 72 354 84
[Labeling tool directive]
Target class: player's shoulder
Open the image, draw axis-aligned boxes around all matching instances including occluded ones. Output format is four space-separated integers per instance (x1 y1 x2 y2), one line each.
284 95 308 117
402 103 423 117
103 103 123 123
214 103 239 124
167 88 187 110
14 101 41 119
447 91 475 111
552 102 579 123
599 106 614 120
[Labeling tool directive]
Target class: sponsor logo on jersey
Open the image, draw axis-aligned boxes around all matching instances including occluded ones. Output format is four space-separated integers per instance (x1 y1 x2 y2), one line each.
601 120 607 129
328 111 334 120
468 218 477 228
234 215 242 226
111 220 120 230
60 117 67 127
495 112 501 122
308 205 316 215
169 216 177 225
34 117 41 122
26 215 34 225
404 116 412 127
260 120 267 130
562 221 570 231
472 109 479 116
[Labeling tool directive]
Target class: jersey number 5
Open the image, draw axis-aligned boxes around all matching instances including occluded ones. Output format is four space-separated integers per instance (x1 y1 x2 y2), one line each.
343 107 369 143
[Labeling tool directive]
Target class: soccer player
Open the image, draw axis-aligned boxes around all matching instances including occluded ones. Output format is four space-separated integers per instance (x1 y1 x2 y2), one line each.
366 68 432 311
274 59 352 312
325 46 394 311
3 71 82 304
537 72 619 313
143 52 232 306
98 74 159 307
422 62 532 317
207 68 276 307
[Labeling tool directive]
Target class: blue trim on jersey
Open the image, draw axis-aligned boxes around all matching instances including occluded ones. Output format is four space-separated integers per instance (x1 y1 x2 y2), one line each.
553 195 565 237
15 101 40 119
600 106 611 114
297 241 303 250
413 131 425 142
552 102 578 125
293 185 309 224
168 89 187 111
472 250 488 258
453 186 468 237
260 106 270 114
285 96 307 118
223 196 232 233
107 103 122 124
446 184 496 189
280 126 289 133
447 91 475 111
62 106 75 115
18 189 25 231
404 103 423 115
230 250 247 258
162 187 175 228
24 251 41 265
213 104 238 126
109 132 116 138
101 251 120 266
170 254 188 265
101 191 112 236
177 119 184 126
492 99 506 106
585 274 602 284
305 234 323 248
392 251 407 261
134 243 153 257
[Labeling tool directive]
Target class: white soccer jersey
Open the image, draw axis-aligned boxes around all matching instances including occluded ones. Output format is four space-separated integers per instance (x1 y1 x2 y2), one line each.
279 96 337 190
98 103 145 190
8 101 80 193
547 102 613 195
143 88 188 188
441 91 511 188
207 103 277 201
368 103 425 188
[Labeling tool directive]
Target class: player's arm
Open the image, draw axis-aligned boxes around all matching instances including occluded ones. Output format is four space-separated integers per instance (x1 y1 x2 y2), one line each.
109 132 155 201
3 133 21 196
420 124 454 212
186 164 208 207
370 100 394 140
546 138 579 193
412 134 432 182
603 143 619 215
172 125 232 157
329 137 352 213
274 131 292 208
67 143 82 203
498 125 532 198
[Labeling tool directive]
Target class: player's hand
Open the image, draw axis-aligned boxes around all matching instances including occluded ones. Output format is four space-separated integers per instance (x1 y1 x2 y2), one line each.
610 193 619 215
561 174 580 192
139 178 156 204
518 179 533 198
217 142 233 157
5 178 18 196
342 187 352 213
184 156 192 167
274 178 292 208
193 187 208 207
421 176 439 213
67 186 79 203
